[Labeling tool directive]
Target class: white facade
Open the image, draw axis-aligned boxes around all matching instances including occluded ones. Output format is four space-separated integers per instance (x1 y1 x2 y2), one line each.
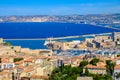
116 60 120 65
35 59 43 64
1 63 15 69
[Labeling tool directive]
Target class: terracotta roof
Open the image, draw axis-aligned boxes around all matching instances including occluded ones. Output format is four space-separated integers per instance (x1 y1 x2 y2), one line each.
71 57 77 60
76 56 83 59
24 68 34 73
36 56 47 59
3 68 14 70
24 58 34 62
24 66 34 72
22 56 31 59
17 66 25 69
117 57 120 60
85 64 106 69
15 60 24 65
1 58 7 63
115 65 120 70
40 51 50 53
0 71 11 75
96 62 106 66
31 75 49 79
3 78 11 80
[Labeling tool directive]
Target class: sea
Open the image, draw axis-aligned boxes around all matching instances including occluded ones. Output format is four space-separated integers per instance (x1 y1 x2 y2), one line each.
0 22 119 49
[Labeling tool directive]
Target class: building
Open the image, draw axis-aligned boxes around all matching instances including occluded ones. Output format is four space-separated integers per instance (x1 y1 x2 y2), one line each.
94 35 112 42
112 32 120 41
77 42 87 50
77 77 93 80
100 41 116 48
84 63 106 75
114 65 120 80
1 63 15 70
13 46 21 53
56 59 64 67
87 42 97 48
85 38 94 43
0 38 3 44
112 32 120 46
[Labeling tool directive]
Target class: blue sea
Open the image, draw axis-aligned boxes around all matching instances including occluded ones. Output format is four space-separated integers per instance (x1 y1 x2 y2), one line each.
4 39 47 49
0 22 119 49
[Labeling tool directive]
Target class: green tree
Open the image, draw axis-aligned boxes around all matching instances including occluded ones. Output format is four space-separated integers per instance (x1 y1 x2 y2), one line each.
79 61 89 67
3 42 12 46
85 68 89 76
50 65 83 80
116 73 120 79
78 67 83 75
50 60 113 80
90 58 100 65
14 58 23 62
104 74 112 80
0 58 1 63
66 77 73 80
117 54 120 57
52 67 60 74
106 60 116 75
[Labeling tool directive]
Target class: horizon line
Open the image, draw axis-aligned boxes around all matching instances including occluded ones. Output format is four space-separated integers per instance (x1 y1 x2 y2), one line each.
0 13 120 17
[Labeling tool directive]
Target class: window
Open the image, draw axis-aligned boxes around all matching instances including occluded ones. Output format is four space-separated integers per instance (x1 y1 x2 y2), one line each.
3 64 6 68
26 73 30 77
25 63 29 66
0 58 1 63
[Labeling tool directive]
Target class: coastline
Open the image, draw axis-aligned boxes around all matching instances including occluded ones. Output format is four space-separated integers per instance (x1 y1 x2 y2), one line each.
90 24 120 30
3 32 113 40
3 32 115 49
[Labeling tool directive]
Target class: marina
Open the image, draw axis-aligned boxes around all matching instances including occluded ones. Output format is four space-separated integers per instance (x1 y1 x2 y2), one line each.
3 32 114 49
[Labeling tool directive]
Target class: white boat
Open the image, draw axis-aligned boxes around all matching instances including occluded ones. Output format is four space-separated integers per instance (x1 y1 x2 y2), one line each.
72 40 81 44
44 41 50 45
44 38 55 45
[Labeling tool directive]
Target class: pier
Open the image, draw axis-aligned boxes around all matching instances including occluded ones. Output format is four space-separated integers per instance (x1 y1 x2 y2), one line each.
91 24 120 31
3 32 113 41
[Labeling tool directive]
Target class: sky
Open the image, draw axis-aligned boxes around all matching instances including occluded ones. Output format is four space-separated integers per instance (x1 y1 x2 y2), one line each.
0 0 120 16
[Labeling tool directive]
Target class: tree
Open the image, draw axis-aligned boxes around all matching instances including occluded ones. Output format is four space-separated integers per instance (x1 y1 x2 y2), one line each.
52 67 61 74
90 58 100 65
85 68 89 76
117 54 120 57
14 58 23 62
50 65 83 80
104 74 112 80
116 73 120 79
3 42 12 46
0 58 1 63
106 60 116 76
66 77 73 80
79 61 89 67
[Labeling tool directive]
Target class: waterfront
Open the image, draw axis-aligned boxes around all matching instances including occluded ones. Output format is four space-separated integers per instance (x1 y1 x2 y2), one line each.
4 37 86 49
3 32 113 49
0 22 119 49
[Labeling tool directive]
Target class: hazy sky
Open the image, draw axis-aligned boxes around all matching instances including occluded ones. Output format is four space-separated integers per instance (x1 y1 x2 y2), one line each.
0 0 120 16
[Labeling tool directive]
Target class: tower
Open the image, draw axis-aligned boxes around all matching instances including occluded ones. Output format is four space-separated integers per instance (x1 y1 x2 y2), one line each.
49 49 53 57
0 38 3 44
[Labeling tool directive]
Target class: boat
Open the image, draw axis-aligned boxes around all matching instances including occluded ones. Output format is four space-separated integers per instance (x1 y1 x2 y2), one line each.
44 38 55 45
72 40 81 44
